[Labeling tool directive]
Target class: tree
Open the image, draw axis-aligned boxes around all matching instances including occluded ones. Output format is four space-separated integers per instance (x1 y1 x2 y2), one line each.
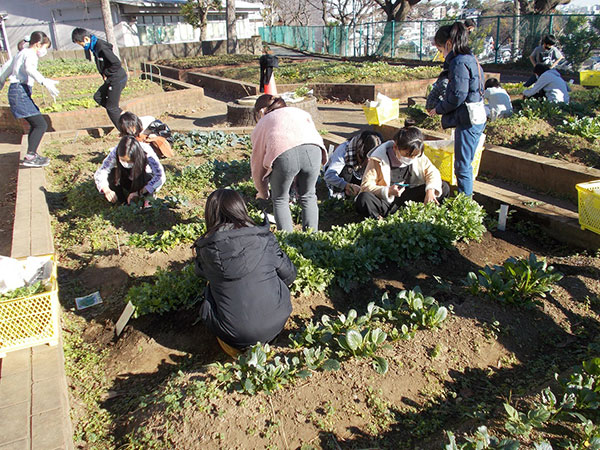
560 15 600 70
518 0 570 14
180 0 221 41
277 0 312 25
306 0 377 26
226 0 237 53
100 0 119 58
371 0 422 22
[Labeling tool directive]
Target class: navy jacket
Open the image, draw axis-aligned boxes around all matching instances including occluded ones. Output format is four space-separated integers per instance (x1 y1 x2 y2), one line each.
193 221 296 349
435 51 484 129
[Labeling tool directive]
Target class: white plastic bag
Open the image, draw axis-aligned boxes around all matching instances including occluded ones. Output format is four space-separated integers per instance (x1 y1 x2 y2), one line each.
0 256 27 294
0 255 53 294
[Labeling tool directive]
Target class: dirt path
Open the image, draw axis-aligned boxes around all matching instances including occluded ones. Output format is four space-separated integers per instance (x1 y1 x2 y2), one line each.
0 133 21 256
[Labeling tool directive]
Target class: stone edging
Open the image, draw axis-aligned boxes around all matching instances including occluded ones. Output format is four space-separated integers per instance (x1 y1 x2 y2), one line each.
142 63 501 103
374 124 600 202
0 77 205 133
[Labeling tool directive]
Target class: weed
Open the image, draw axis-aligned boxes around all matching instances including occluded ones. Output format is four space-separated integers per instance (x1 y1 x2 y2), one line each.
465 253 563 307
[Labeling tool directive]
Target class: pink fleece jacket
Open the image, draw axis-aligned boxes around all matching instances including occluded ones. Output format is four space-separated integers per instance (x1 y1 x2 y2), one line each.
251 107 327 198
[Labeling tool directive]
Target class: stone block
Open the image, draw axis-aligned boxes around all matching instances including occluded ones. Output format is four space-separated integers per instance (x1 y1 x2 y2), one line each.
32 377 64 414
32 349 61 382
0 438 29 450
0 370 30 408
31 408 67 449
0 348 30 377
0 402 29 445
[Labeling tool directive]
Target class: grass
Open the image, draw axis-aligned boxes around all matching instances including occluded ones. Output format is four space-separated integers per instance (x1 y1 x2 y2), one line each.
204 60 442 84
403 86 600 167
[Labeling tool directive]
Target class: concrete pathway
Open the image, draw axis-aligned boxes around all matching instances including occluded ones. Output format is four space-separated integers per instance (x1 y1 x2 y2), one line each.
167 93 367 139
0 345 73 450
0 135 73 450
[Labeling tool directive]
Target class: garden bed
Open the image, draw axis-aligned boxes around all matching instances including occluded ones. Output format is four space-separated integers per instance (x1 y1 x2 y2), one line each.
0 75 163 114
403 85 600 168
40 130 600 449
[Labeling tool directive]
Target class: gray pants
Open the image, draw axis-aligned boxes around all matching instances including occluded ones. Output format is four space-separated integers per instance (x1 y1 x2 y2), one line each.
270 144 322 232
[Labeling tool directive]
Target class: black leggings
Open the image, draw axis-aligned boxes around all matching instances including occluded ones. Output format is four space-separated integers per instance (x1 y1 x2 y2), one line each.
24 114 48 156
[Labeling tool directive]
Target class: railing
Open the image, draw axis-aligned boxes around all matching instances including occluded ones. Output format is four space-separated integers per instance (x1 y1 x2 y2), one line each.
260 13 597 64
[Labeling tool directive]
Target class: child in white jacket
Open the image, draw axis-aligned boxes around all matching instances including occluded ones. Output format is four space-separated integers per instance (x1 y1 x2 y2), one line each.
484 78 513 121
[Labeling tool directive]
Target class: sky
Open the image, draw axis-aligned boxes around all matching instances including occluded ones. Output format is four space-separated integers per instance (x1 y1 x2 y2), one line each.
568 0 599 5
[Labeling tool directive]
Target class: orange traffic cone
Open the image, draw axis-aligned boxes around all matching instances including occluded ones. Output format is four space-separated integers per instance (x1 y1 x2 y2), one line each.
264 73 277 95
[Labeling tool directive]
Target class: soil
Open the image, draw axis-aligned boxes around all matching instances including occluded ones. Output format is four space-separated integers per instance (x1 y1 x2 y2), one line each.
0 133 20 256
44 130 600 449
65 225 600 449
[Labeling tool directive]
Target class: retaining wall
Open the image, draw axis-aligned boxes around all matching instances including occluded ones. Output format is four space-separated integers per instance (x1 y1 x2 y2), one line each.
14 36 262 68
375 124 600 202
1 82 205 133
142 63 500 103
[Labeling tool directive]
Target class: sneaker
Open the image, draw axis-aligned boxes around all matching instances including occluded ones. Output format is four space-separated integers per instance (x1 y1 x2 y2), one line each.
22 155 50 168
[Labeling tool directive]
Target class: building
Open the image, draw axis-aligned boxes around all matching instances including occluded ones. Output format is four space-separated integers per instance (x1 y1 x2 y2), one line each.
0 0 264 54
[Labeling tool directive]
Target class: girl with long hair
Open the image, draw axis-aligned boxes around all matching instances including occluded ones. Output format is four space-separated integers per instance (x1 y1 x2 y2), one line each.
427 22 486 196
94 135 166 205
193 189 296 354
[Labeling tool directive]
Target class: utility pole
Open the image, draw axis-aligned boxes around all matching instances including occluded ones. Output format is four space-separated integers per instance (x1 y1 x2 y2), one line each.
100 0 120 58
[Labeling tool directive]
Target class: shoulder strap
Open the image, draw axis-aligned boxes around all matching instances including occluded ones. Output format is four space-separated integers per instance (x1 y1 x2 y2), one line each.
474 57 484 97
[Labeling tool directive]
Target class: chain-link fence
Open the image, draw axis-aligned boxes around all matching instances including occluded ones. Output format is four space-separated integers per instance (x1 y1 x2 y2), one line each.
260 14 596 64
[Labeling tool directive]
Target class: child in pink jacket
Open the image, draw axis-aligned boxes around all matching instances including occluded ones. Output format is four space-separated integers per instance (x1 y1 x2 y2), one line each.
251 95 327 232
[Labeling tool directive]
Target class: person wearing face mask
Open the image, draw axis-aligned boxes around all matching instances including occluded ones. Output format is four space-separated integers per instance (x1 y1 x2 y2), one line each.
323 130 382 199
71 28 127 129
0 32 59 168
355 124 449 220
427 22 486 196
94 135 166 206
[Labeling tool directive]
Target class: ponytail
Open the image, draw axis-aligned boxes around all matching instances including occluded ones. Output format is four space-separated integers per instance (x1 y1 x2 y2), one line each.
254 94 287 121
434 22 471 55
449 22 470 55
29 31 51 48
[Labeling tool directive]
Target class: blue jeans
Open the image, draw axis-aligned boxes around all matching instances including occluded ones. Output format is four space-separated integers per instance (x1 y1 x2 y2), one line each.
454 122 485 196
270 144 321 232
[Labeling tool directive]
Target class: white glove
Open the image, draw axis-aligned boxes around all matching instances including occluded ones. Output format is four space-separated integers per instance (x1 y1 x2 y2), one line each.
43 79 59 98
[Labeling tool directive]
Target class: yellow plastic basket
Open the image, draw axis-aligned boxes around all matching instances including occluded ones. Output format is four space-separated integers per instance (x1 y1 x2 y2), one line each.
0 255 59 356
580 70 600 88
363 99 400 125
423 135 485 186
576 181 600 235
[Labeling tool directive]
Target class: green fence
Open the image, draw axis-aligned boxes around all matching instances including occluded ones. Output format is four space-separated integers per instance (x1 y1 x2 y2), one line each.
260 14 596 64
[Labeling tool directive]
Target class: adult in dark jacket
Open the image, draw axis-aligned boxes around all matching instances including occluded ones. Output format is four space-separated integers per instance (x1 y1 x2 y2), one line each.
72 28 128 128
193 189 297 351
427 22 486 196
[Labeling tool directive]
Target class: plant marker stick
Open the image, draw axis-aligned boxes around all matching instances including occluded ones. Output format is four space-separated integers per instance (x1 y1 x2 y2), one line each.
498 204 509 231
115 301 136 337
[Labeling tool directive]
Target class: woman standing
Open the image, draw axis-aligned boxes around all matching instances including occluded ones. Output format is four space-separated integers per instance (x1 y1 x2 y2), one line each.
0 32 59 167
193 189 296 354
251 94 327 232
427 22 486 196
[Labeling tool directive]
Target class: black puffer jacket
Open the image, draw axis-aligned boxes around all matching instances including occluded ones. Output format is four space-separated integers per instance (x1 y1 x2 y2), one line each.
193 221 296 349
85 37 126 82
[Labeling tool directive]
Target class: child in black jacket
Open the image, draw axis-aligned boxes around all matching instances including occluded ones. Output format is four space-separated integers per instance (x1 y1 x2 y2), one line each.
193 189 296 354
72 28 127 128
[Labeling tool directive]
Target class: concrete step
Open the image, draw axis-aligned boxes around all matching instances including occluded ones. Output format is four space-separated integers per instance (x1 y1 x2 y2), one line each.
474 178 600 250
